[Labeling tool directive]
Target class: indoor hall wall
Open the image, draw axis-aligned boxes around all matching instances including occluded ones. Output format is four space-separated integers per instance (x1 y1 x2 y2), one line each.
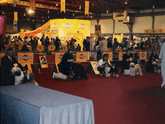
132 16 152 33
154 15 165 29
90 20 97 34
99 19 113 33
115 21 130 33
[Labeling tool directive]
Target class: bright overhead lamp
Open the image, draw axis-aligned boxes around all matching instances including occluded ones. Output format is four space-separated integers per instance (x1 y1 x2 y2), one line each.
79 5 81 9
56 3 58 6
27 9 35 14
125 0 128 4
106 10 109 13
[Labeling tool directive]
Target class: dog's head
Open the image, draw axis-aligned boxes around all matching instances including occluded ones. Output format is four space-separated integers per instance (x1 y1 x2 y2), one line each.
129 62 135 68
11 65 22 76
135 64 140 68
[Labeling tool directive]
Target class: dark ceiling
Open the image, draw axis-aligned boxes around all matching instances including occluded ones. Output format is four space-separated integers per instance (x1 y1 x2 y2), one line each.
1 0 165 20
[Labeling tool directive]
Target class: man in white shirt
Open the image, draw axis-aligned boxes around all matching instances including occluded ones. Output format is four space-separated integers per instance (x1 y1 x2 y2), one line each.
159 39 165 88
97 54 118 77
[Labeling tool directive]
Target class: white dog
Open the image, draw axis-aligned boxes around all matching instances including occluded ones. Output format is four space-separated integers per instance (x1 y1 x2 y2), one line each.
129 62 135 76
135 64 143 76
11 63 38 85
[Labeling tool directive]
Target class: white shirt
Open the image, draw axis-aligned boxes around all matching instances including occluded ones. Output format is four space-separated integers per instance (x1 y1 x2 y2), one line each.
97 59 111 68
159 42 165 62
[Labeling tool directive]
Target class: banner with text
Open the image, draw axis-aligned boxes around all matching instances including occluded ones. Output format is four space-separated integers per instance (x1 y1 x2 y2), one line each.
55 52 65 64
139 51 147 60
36 45 44 51
76 51 87 62
48 45 55 51
18 52 33 64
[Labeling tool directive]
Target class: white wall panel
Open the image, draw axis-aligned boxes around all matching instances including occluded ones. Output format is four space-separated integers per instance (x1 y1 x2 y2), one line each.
132 17 152 33
154 15 165 29
115 21 130 33
99 19 113 33
90 20 97 34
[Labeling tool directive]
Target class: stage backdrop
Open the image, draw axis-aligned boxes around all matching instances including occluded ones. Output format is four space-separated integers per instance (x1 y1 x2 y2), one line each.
50 19 90 48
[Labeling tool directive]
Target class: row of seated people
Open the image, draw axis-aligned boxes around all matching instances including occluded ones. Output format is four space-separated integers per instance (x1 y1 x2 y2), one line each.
0 47 163 88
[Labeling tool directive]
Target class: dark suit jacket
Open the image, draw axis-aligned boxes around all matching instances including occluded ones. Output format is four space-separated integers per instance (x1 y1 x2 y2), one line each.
1 55 23 86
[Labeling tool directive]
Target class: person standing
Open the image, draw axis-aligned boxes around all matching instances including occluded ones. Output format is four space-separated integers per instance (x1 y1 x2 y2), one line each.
1 48 24 86
54 37 61 51
153 37 161 50
99 37 108 52
107 37 113 51
159 39 165 88
83 36 90 51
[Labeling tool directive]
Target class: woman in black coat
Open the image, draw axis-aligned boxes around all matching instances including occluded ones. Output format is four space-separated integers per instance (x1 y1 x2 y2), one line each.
145 50 159 72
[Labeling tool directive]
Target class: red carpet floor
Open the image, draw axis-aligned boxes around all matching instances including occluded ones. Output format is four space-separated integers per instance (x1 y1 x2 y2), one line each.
33 66 165 124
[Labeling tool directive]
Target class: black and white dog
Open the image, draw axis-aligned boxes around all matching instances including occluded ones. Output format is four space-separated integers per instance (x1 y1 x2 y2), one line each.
11 63 38 85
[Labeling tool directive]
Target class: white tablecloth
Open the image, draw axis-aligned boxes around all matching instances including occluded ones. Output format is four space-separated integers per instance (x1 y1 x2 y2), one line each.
0 83 95 124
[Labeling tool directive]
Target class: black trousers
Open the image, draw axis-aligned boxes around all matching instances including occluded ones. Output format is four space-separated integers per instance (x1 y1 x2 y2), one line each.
71 63 88 80
97 65 118 74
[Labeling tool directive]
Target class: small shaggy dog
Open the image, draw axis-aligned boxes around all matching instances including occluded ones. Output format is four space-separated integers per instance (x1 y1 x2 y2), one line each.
11 63 38 85
129 62 135 76
129 63 143 76
135 64 143 76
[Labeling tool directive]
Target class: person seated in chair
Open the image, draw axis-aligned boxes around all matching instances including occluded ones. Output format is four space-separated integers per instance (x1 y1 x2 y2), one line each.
121 48 133 74
145 49 159 73
97 54 118 77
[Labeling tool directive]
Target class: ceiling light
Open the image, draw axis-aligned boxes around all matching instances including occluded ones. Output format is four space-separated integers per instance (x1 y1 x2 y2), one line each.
2 12 4 14
79 5 81 9
106 10 109 13
47 10 49 13
28 9 35 14
152 4 155 9
56 3 58 6
42 20 44 22
28 18 29 20
91 15 93 18
24 13 26 16
125 0 127 4
32 19 34 21
73 13 75 16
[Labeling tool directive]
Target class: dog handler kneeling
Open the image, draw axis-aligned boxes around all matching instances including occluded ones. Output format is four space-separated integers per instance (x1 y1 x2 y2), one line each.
52 47 74 80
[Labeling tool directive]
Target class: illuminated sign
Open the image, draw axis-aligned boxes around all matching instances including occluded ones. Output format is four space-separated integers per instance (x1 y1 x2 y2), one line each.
79 23 87 30
62 23 73 29
19 55 32 61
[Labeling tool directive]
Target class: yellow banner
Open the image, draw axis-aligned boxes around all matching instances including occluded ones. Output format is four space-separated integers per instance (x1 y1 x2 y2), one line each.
0 0 13 4
39 56 48 68
36 45 44 51
18 52 33 64
139 51 147 60
30 0 35 10
55 52 65 64
119 51 126 61
76 52 87 62
0 52 5 65
85 1 89 16
48 45 55 51
14 12 18 22
61 0 65 12
103 52 113 61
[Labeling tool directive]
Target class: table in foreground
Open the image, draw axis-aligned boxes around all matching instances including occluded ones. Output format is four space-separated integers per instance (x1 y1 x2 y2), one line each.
0 83 95 124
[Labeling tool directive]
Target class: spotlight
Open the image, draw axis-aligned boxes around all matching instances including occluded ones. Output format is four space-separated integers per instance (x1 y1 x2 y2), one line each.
79 5 81 9
91 15 93 18
28 9 35 14
32 19 34 21
28 18 29 20
73 13 75 16
42 20 44 22
152 4 155 9
125 0 127 4
47 10 49 13
106 10 109 13
56 3 58 6
24 13 26 16
2 12 4 14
